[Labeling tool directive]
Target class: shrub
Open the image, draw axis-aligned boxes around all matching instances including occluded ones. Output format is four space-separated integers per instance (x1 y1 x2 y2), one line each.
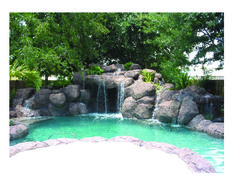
88 65 104 75
141 69 155 83
175 72 192 90
124 62 133 71
9 119 14 126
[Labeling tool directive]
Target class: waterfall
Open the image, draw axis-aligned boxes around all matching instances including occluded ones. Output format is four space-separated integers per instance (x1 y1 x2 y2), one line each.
204 95 214 120
152 92 161 119
117 82 125 113
152 81 163 119
96 79 108 113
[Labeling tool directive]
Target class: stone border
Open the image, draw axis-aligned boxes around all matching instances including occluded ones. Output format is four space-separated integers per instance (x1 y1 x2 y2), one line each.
9 136 216 173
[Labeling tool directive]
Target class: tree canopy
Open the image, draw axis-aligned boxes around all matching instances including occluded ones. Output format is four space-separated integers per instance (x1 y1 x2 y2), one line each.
10 12 224 86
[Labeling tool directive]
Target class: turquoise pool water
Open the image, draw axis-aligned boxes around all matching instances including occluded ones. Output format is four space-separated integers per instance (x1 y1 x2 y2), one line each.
10 113 224 173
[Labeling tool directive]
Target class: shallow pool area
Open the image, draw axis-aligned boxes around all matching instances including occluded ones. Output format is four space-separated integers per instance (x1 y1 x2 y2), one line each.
10 113 224 173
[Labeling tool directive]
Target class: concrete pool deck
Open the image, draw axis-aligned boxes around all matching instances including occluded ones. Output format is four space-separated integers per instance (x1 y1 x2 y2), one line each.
9 136 216 181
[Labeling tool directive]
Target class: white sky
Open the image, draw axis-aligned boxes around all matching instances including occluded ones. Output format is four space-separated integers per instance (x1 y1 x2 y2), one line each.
187 51 224 77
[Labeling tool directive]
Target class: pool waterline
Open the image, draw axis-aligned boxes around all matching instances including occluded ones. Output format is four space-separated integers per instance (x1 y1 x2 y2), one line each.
10 113 224 173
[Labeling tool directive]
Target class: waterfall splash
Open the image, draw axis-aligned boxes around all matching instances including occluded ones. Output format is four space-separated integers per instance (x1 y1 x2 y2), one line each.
117 82 125 113
205 96 214 120
96 79 108 113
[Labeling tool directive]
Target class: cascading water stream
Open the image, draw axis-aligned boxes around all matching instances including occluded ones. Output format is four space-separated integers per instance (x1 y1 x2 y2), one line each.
117 82 125 113
152 92 161 120
96 79 108 113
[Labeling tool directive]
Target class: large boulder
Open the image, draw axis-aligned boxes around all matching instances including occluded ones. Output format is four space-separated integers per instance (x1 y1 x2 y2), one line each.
63 85 80 102
68 102 88 115
49 93 67 107
48 103 68 116
130 63 141 70
121 97 137 118
155 100 181 123
79 90 91 105
124 70 141 80
103 64 117 73
178 96 199 124
15 88 35 100
10 124 29 140
132 82 156 100
207 123 224 139
134 104 154 119
14 105 39 117
23 96 39 109
34 89 52 108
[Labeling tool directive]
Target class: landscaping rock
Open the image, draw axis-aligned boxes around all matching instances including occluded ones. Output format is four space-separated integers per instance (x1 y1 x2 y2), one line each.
155 100 181 123
49 93 67 107
132 82 156 100
121 97 137 118
15 88 35 100
10 124 29 140
134 103 154 119
130 63 141 70
68 102 88 115
136 96 156 105
207 123 224 139
48 103 68 116
23 96 39 109
14 105 40 117
178 96 199 124
63 85 80 102
34 89 52 108
124 70 141 80
9 137 216 173
79 89 91 105
103 64 117 73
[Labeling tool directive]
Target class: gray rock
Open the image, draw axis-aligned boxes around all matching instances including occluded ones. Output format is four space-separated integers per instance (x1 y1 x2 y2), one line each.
178 96 199 124
137 96 156 105
187 114 213 133
12 98 24 108
49 93 67 107
79 90 91 105
132 82 156 100
23 96 39 109
187 114 206 129
68 102 88 115
48 103 68 116
15 88 35 99
63 85 80 102
10 124 29 140
80 136 108 142
184 85 206 95
134 103 154 119
121 97 137 118
156 100 181 123
207 123 224 138
103 64 117 73
130 63 141 70
34 89 52 108
124 70 141 80
14 105 40 117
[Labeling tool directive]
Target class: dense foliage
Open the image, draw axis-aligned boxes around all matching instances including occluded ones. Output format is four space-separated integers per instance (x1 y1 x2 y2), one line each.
10 12 224 88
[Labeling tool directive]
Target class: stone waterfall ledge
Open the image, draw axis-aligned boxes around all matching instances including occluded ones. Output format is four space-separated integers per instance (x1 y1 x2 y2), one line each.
9 136 216 173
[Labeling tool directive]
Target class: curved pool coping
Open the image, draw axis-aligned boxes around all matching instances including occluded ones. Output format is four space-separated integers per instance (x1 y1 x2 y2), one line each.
9 136 216 173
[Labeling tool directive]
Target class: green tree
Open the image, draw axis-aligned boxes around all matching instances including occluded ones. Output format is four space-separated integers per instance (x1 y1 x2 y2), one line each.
190 13 224 69
10 13 109 85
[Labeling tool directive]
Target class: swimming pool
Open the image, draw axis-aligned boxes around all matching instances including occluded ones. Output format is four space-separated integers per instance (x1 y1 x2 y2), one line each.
10 113 224 173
